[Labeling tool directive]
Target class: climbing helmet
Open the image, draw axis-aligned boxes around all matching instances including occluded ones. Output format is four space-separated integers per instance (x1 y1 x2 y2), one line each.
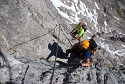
79 22 83 26
80 40 90 49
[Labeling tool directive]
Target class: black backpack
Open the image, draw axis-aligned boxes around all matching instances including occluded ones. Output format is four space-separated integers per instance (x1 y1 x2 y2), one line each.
89 39 97 55
82 25 87 32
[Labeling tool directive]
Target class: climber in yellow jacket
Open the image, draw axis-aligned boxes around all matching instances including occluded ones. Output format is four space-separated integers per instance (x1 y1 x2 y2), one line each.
70 22 87 41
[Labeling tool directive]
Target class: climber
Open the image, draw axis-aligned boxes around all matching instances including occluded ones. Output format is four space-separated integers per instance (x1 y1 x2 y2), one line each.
65 35 97 67
70 22 87 42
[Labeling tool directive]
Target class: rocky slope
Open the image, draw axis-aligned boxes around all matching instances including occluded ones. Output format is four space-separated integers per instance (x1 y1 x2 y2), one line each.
0 0 125 84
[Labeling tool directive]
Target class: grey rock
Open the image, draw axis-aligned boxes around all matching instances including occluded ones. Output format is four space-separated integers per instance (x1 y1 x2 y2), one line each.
0 0 125 84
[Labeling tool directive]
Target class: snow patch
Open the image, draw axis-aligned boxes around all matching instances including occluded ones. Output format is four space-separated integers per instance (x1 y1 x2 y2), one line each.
95 2 100 10
73 0 78 4
51 0 98 24
114 49 125 56
51 0 63 8
28 13 31 16
122 44 125 47
114 16 120 20
104 21 108 26
104 13 106 16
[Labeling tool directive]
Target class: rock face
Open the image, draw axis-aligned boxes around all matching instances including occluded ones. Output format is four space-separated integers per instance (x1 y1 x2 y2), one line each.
0 0 125 84
0 0 72 83
0 0 72 58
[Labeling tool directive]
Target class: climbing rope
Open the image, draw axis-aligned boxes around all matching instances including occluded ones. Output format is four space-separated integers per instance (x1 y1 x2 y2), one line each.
7 24 59 55
61 29 73 46
21 65 29 84
50 24 61 84
8 29 54 50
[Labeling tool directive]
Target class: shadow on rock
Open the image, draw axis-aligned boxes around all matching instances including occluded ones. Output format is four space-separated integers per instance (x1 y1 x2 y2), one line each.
63 67 76 84
46 42 68 60
56 60 77 84
0 50 6 68
41 52 84 84
0 49 12 83
5 81 17 84
56 54 82 84
46 42 83 84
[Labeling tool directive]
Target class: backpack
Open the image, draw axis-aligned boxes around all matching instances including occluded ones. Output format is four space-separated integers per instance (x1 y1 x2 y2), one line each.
89 39 97 55
82 25 87 32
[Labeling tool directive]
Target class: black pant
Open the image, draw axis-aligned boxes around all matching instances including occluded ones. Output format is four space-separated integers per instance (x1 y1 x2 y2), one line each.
67 53 81 65
71 30 78 38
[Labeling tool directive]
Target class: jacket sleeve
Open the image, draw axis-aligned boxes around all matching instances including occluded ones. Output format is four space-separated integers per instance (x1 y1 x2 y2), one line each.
84 51 91 58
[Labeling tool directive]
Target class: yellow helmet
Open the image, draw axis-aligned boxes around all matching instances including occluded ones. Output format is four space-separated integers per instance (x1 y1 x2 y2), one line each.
80 40 90 49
